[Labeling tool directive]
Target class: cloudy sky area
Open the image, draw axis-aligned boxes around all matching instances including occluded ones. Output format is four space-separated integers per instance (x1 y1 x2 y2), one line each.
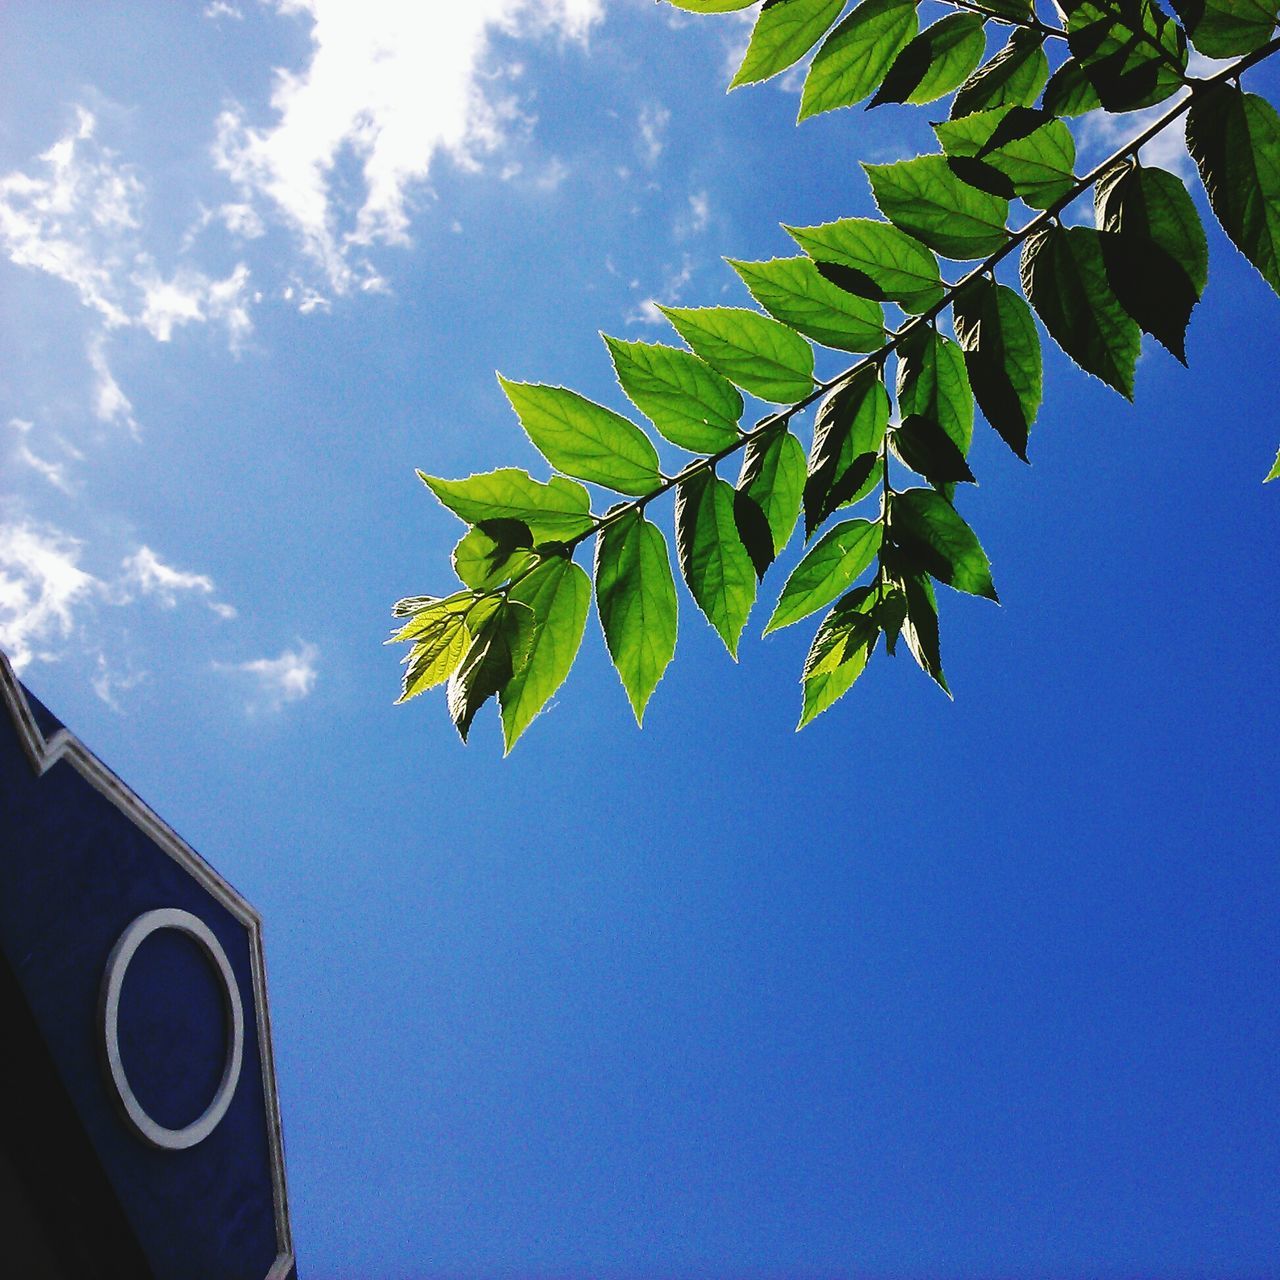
3 3 1279 1277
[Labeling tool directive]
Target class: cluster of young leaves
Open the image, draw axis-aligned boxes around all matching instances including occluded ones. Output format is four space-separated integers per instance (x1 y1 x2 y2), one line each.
392 0 1280 751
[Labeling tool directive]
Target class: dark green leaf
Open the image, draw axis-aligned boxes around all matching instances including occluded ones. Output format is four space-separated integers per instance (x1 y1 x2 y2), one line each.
951 276 1042 460
1094 161 1207 362
452 521 537 590
865 154 1010 259
447 600 534 742
1187 85 1280 298
900 572 950 693
658 305 816 402
892 414 976 484
1042 56 1104 115
805 367 889 535
1020 223 1140 398
499 556 591 752
798 588 878 726
1063 0 1187 112
731 0 847 89
604 336 742 452
787 217 945 311
736 424 806 575
896 326 975 457
766 518 883 632
1170 0 1280 56
728 256 886 352
871 13 988 107
498 377 662 496
595 510 678 724
891 488 998 599
799 0 919 119
951 29 1050 118
675 468 758 656
935 106 1078 208
419 469 595 540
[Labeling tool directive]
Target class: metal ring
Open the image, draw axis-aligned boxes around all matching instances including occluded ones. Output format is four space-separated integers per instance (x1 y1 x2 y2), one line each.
99 907 244 1151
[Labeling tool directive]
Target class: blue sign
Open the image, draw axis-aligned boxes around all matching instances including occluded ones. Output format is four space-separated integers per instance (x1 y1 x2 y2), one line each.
0 651 296 1279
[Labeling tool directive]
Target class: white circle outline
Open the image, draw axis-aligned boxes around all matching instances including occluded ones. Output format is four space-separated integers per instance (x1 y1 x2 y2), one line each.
99 907 244 1151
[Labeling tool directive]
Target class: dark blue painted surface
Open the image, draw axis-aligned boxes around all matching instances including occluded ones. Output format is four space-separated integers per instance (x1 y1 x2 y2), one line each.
0 695 281 1279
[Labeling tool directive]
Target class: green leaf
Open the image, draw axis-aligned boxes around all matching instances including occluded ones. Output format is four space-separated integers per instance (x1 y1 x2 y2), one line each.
935 106 1078 209
447 600 534 742
892 414 976 484
1170 0 1280 56
951 29 1050 119
787 217 945 312
389 590 479 643
731 0 846 89
735 424 806 577
595 511 679 724
1063 0 1187 113
499 556 591 752
1187 86 1280 299
1020 223 1140 398
799 0 919 119
900 572 950 694
452 521 538 590
1042 56 1104 116
658 305 816 403
1094 161 1207 363
766 518 883 632
400 620 472 703
498 377 662 496
1266 444 1280 481
419 469 596 540
896 326 974 458
604 336 742 453
891 488 998 599
951 276 1042 461
805 367 889 535
665 0 757 10
865 154 1010 259
798 588 878 727
675 468 758 657
870 14 988 107
727 256 886 353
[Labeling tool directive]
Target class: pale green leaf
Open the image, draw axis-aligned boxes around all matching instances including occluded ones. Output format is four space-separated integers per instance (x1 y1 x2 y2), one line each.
766 518 883 632
419 469 595 540
786 217 944 311
799 0 919 119
731 0 846 89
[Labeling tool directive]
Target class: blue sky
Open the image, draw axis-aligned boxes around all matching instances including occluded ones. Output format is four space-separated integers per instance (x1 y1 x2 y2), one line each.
3 2 1279 1276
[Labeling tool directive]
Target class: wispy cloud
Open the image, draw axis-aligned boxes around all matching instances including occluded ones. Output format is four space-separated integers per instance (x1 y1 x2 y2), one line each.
0 521 98 670
626 253 694 327
213 0 603 292
638 102 670 167
115 546 236 618
218 642 320 711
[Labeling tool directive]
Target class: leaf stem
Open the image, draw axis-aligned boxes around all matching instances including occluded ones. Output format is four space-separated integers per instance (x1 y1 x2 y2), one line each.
940 0 1067 39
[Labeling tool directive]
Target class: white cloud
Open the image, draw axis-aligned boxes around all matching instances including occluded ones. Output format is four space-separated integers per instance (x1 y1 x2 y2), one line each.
204 1 244 18
212 0 603 290
218 642 320 710
683 190 709 235
0 521 98 670
627 253 694 327
87 334 137 431
1076 93 1195 184
638 102 670 167
116 546 236 617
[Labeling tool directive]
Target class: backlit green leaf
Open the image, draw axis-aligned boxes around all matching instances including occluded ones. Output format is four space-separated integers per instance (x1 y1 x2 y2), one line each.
935 106 1077 208
805 367 889 535
1187 85 1280 298
499 555 590 752
871 13 987 107
799 0 919 119
900 572 950 694
865 154 1010 259
1170 0 1280 57
595 511 678 725
658 305 816 403
1094 161 1207 362
787 217 944 311
798 588 878 726
604 336 742 452
675 468 758 657
896 326 974 457
1042 56 1103 115
1063 0 1187 112
952 29 1050 118
728 256 886 352
892 414 975 484
665 0 757 10
766 518 882 632
419 469 595 540
736 424 806 576
731 0 846 89
1266 445 1280 481
400 620 472 703
498 377 662 496
452 521 538 590
951 276 1042 460
891 488 998 599
1020 223 1140 398
448 600 534 742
